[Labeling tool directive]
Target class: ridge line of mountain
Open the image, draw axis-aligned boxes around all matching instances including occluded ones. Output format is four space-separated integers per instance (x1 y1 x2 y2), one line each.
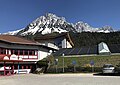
3 13 116 36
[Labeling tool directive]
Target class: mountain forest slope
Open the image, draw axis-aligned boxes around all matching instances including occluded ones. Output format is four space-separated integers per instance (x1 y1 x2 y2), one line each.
70 32 120 47
21 31 120 47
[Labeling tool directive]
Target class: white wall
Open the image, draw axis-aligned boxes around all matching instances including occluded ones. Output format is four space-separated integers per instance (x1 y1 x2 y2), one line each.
47 43 59 50
38 41 59 50
62 38 67 48
38 48 49 60
66 41 72 48
98 42 110 54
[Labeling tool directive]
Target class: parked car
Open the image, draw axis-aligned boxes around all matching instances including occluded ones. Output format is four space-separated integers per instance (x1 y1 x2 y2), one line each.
102 64 115 74
115 65 120 73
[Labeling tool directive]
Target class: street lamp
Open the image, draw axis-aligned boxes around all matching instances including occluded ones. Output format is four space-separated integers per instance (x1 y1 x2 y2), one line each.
47 50 53 69
49 50 52 54
48 50 52 56
55 58 58 73
62 53 65 73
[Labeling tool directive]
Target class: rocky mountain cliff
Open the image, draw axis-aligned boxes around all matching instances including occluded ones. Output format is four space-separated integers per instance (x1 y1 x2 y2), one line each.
4 13 114 36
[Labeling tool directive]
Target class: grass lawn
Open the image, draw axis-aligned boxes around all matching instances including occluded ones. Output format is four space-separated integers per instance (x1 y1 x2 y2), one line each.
40 55 120 73
53 55 120 68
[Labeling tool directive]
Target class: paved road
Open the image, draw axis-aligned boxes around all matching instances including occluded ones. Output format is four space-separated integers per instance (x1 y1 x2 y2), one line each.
0 74 120 85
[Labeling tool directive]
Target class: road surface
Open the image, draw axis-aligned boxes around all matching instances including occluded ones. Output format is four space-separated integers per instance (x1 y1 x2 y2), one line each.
0 73 120 85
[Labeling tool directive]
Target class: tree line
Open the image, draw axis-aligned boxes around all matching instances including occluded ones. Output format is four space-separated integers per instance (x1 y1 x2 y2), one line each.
70 31 120 47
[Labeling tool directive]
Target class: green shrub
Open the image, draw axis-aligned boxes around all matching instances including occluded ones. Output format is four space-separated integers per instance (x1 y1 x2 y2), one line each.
37 60 48 67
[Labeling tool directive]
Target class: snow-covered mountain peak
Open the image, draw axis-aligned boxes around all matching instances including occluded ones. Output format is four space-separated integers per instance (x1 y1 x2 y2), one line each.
3 29 23 35
3 13 115 36
18 13 69 35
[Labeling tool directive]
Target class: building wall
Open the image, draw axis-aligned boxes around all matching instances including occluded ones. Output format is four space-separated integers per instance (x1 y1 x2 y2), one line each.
62 38 67 48
0 49 38 61
66 41 72 48
98 42 111 55
47 42 59 50
38 41 59 50
0 42 51 62
38 51 48 60
38 39 72 49
0 41 54 74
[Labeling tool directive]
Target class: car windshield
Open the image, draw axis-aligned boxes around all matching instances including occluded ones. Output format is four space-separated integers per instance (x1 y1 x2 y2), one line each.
103 65 114 68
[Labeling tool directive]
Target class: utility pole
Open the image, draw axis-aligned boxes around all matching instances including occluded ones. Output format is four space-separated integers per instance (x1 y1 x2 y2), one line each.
55 59 58 73
62 53 65 73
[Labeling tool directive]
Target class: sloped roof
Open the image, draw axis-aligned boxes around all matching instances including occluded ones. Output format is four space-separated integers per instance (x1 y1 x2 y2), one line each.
54 43 120 56
0 35 38 45
53 45 98 56
108 44 120 53
34 33 74 46
35 33 65 40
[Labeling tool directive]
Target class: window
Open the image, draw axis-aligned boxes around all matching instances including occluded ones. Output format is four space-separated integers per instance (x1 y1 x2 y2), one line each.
29 50 32 55
29 50 35 55
19 50 23 55
14 50 18 55
1 49 37 56
24 50 28 55
7 49 9 55
11 49 14 54
32 51 35 55
0 48 6 54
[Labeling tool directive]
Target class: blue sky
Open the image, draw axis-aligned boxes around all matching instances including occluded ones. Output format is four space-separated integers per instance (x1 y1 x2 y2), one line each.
0 0 120 33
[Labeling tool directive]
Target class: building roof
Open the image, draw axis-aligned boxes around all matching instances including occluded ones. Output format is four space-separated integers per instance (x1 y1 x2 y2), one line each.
53 43 120 56
108 44 120 53
35 33 66 40
53 45 98 56
34 33 74 46
0 35 38 45
0 35 58 51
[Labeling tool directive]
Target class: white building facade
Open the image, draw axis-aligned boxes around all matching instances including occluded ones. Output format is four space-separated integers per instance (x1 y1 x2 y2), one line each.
0 35 55 76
